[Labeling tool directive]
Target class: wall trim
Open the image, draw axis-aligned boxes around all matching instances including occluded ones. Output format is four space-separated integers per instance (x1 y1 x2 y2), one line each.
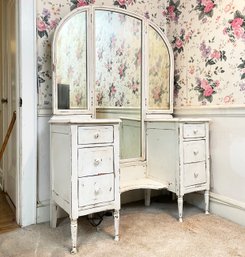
38 108 52 117
210 192 245 211
18 0 37 227
185 192 245 226
174 105 245 117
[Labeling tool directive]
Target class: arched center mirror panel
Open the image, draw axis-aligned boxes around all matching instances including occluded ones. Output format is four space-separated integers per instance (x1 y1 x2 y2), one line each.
94 10 142 160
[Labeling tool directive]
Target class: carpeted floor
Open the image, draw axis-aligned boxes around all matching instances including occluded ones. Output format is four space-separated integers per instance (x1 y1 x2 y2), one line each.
0 199 244 257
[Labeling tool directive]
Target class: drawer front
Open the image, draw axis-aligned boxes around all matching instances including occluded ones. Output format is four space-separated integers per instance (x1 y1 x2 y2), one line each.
183 140 205 163
183 123 205 138
78 174 114 207
184 162 206 187
78 126 113 145
78 146 114 177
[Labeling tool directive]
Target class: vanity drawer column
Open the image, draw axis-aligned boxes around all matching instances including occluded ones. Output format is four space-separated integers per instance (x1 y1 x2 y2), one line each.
177 121 210 222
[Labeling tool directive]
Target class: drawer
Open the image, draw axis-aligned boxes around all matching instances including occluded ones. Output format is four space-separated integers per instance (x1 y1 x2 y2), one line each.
183 123 205 138
78 126 113 144
78 146 114 177
78 174 114 207
184 162 206 187
183 140 205 163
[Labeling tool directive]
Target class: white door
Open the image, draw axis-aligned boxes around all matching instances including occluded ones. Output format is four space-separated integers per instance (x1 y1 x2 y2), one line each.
0 0 17 206
0 2 3 189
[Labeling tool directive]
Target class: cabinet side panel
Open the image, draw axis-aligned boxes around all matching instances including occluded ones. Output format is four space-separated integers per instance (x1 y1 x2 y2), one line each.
147 127 177 190
51 132 71 208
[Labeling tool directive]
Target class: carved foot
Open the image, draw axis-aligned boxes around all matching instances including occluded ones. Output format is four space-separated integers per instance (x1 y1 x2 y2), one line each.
114 235 119 241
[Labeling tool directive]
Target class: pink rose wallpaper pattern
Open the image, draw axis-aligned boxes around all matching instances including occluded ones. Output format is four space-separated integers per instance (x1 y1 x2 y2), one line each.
165 0 245 107
37 0 245 108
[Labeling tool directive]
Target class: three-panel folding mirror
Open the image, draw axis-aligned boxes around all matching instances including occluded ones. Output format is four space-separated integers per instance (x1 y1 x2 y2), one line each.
52 6 173 161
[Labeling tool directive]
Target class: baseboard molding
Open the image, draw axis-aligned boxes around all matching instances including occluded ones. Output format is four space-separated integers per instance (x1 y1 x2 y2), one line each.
185 192 245 226
36 200 68 224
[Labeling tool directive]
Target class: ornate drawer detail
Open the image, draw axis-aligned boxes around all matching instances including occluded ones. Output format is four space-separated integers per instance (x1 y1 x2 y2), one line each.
184 162 206 187
78 146 114 177
78 126 113 145
183 140 205 163
183 124 205 138
78 174 114 207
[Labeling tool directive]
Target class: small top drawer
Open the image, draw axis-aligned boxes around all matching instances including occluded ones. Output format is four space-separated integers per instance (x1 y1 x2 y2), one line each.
183 123 205 138
78 126 113 145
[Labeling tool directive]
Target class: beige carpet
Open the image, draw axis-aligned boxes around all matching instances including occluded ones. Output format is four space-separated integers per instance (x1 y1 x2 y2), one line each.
0 199 244 257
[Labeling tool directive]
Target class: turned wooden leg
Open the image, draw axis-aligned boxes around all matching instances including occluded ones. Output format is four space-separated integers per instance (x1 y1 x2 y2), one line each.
144 189 151 207
178 196 183 222
50 201 58 228
204 190 209 214
70 219 78 254
114 210 120 241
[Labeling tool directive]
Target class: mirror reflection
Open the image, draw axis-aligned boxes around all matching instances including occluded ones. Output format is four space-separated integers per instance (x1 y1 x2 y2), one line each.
55 12 88 110
148 26 170 110
94 10 142 160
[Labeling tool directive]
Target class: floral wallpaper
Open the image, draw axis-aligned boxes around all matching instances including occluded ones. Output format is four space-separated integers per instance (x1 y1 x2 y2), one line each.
165 0 245 107
37 0 245 109
37 0 167 108
95 10 142 108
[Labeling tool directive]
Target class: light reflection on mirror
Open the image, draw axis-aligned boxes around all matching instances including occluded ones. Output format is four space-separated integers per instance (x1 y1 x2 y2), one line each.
56 12 88 110
148 26 170 110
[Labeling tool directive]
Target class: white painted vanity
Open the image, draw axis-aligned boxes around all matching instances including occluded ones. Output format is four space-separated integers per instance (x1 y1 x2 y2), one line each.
49 6 210 253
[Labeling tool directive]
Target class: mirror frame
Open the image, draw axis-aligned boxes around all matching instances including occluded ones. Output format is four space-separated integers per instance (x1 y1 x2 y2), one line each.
52 6 174 163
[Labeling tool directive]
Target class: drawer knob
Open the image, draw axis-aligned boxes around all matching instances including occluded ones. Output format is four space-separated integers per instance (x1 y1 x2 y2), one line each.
94 159 100 166
94 133 100 139
94 187 100 194
193 129 198 134
193 150 199 155
194 172 199 178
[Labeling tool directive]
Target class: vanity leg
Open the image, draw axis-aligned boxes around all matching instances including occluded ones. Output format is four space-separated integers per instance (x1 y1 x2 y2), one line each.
70 219 78 254
114 210 120 241
50 201 58 228
204 190 210 214
145 189 151 207
178 196 183 222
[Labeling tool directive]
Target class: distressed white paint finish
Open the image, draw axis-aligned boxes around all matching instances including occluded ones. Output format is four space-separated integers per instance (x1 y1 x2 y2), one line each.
146 119 210 222
50 118 120 253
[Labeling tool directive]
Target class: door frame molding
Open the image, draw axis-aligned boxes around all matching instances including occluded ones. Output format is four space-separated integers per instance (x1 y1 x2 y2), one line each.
17 0 37 226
